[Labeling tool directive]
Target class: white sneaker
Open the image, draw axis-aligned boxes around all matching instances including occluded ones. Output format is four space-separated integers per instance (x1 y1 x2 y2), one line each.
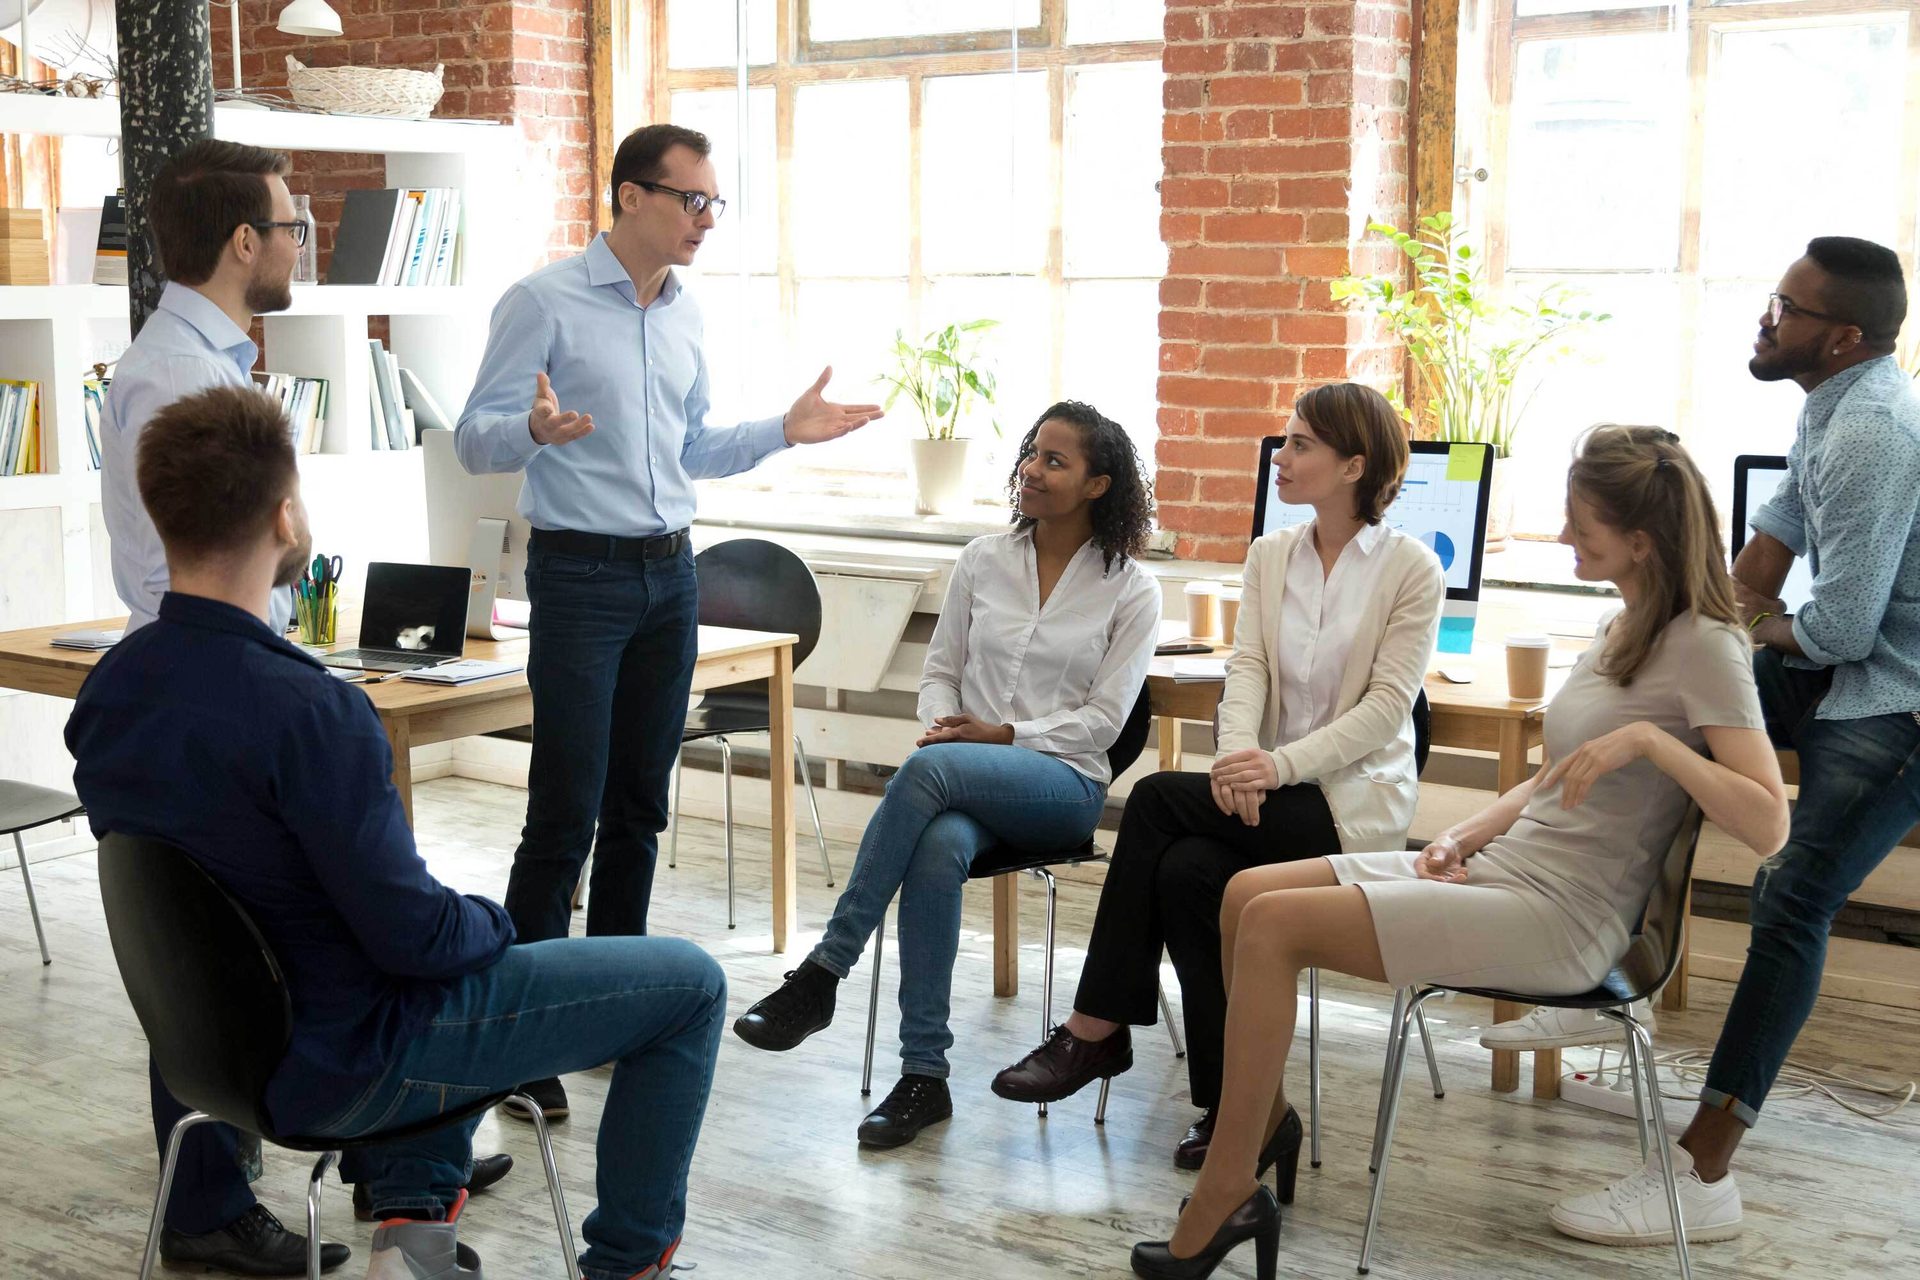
1549 1142 1743 1246
1479 1000 1655 1051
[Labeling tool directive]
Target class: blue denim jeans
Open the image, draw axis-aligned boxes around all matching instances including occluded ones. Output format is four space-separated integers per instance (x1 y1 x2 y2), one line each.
311 938 724 1280
809 743 1106 1078
506 543 698 943
1702 650 1920 1125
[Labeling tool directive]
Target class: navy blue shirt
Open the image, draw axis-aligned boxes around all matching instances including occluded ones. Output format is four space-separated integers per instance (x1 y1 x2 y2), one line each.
66 593 514 1129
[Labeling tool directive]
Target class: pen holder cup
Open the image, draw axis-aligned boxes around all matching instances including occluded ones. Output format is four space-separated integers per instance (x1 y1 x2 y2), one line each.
297 593 338 646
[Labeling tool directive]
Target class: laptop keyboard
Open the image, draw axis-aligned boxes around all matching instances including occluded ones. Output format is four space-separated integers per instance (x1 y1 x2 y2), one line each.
323 647 448 670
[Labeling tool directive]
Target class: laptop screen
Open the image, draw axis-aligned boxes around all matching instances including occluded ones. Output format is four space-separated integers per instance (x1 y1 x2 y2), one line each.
358 563 471 657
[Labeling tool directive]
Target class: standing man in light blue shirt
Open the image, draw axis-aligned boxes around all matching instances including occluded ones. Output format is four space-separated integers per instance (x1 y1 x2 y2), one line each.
456 123 881 1121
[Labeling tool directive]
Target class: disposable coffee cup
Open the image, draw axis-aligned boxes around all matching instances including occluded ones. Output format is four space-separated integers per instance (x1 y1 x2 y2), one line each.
1219 587 1243 647
1505 632 1551 701
1184 581 1221 642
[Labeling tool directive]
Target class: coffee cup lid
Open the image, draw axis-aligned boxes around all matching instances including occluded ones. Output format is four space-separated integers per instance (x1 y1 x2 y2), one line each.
1505 632 1551 648
1219 587 1243 601
1184 581 1221 596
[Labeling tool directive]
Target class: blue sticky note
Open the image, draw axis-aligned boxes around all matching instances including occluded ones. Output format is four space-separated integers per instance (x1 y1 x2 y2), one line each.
1437 614 1475 654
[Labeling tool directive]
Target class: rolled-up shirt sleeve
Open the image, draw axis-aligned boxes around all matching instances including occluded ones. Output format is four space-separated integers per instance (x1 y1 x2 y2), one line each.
1750 439 1809 556
455 284 550 475
1793 411 1920 666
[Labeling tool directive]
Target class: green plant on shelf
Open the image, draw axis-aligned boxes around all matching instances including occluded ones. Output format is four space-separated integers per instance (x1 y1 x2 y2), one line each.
876 319 1001 442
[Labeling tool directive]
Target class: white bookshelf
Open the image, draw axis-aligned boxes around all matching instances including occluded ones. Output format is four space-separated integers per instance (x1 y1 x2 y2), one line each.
0 93 532 841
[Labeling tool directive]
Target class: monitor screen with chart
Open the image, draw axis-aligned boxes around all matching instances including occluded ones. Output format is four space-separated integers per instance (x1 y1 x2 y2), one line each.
1250 438 1494 601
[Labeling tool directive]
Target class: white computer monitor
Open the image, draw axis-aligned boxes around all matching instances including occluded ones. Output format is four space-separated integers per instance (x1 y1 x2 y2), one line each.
1731 455 1814 614
1251 438 1494 602
423 428 532 638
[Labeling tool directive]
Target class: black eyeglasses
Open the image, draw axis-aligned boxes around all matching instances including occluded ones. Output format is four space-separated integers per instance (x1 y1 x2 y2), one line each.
1766 292 1846 327
633 181 727 219
251 220 310 247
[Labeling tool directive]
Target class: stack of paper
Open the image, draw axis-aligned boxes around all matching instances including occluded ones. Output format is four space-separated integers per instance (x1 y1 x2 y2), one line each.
51 628 123 651
400 658 525 685
1171 657 1228 683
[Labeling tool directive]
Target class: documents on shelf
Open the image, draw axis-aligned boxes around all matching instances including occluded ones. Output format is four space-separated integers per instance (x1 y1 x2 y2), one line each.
252 371 330 454
400 658 525 685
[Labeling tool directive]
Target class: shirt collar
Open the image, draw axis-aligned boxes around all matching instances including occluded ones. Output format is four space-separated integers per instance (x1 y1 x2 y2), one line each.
156 592 321 668
584 233 681 307
1802 355 1898 430
1299 517 1388 558
157 281 258 370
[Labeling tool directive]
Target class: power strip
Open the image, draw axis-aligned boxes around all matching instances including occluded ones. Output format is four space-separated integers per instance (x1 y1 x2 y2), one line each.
1558 1070 1643 1120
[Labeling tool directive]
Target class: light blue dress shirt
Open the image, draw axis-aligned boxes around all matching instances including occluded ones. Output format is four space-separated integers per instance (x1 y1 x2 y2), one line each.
1751 355 1920 719
101 282 294 635
454 233 789 537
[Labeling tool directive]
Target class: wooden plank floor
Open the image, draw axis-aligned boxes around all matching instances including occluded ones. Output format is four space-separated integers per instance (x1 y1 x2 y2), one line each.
2 775 1916 1279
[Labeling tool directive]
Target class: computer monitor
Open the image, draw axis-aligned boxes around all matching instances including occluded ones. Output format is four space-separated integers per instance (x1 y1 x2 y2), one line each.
423 428 532 638
1251 438 1495 602
1731 455 1814 613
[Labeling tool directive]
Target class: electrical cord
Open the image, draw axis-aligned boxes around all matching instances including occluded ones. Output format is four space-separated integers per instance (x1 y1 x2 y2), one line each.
1574 1045 1915 1121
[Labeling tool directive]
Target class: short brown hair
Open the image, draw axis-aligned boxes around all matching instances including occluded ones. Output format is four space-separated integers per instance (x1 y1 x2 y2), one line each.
1293 382 1411 524
147 139 292 285
138 386 299 564
609 123 710 220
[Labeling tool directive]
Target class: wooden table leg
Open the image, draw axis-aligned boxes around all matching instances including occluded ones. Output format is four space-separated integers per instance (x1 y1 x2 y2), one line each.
1661 885 1692 1011
1157 714 1180 772
993 873 1019 997
1491 997 1522 1093
769 643 797 954
385 717 414 830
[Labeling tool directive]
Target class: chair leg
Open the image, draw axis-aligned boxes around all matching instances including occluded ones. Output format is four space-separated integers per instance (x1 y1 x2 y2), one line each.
668 749 683 869
1036 869 1058 1120
1094 1076 1111 1125
1629 1015 1693 1280
1157 981 1185 1058
141 1112 214 1280
1308 967 1322 1170
1368 988 1409 1176
1619 1009 1650 1162
518 1093 582 1279
305 1151 338 1280
861 915 885 1098
571 856 588 912
794 737 835 886
1359 988 1437 1275
1414 1003 1445 1099
719 739 735 929
12 831 49 965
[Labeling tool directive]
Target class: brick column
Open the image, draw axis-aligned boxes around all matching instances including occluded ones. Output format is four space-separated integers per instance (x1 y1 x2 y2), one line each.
1157 0 1414 563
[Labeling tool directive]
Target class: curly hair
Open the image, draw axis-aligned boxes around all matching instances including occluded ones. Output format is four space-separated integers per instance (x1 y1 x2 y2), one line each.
1004 400 1155 571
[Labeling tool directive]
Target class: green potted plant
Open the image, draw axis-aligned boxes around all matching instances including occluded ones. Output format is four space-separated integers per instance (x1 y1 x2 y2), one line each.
1332 212 1606 550
877 319 1000 515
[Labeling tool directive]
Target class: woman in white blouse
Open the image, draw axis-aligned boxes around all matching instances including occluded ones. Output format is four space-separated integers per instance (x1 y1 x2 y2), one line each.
993 383 1445 1169
732 401 1162 1149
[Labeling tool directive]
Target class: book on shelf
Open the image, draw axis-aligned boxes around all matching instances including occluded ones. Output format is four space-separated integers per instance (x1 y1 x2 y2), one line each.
0 379 44 476
252 370 331 455
329 187 462 287
366 339 413 450
82 373 108 470
94 193 128 287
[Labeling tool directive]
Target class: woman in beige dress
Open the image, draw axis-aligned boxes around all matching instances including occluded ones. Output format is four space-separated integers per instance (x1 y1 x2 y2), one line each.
1128 426 1792 1280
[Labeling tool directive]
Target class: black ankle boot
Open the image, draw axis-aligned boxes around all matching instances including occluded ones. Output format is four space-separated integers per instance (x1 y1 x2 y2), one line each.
1130 1185 1280 1280
734 959 838 1051
856 1075 953 1148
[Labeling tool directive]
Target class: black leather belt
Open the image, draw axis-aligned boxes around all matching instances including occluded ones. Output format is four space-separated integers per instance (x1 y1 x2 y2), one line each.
530 527 691 562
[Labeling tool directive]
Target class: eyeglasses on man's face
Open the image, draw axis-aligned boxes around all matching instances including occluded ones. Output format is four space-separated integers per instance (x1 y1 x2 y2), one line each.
251 220 310 248
1765 292 1846 328
634 180 727 219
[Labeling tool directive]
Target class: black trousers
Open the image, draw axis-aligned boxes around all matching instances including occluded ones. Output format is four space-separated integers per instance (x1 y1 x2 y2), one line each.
1072 770 1340 1109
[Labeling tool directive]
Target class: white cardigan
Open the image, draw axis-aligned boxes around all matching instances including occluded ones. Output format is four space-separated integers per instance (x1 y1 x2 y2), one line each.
1215 523 1445 854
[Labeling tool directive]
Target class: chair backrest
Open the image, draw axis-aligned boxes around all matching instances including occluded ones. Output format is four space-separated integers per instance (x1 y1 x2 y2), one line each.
695 539 824 671
97 833 291 1137
1412 688 1431 776
1106 680 1155 779
1609 804 1705 1001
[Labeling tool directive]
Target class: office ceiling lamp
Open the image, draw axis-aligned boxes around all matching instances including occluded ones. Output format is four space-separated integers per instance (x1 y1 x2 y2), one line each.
276 0 342 38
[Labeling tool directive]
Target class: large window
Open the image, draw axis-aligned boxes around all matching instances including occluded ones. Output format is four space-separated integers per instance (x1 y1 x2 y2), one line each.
1464 0 1919 546
633 0 1165 507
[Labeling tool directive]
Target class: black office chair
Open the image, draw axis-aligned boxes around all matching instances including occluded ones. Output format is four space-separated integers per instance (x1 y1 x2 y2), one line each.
97 833 579 1280
1358 805 1706 1279
860 681 1184 1116
1 780 82 965
668 539 836 928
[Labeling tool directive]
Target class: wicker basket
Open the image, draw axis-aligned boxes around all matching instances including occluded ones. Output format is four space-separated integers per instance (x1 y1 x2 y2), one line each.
286 56 444 120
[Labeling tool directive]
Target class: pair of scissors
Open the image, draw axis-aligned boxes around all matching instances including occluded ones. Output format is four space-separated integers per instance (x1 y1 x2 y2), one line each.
309 555 343 589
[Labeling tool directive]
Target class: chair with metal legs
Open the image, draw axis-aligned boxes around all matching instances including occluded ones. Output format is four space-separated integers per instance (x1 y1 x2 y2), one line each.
666 539 835 928
1 780 83 966
98 833 580 1280
1359 806 1705 1278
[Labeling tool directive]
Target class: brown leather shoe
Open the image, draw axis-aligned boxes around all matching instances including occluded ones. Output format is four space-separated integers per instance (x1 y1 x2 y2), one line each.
1174 1107 1216 1170
991 1024 1133 1103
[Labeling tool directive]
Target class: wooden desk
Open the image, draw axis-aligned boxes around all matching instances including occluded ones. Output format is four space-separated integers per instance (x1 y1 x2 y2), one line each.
0 618 807 953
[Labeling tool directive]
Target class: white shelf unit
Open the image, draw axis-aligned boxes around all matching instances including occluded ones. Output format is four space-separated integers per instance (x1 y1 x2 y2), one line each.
0 94 528 825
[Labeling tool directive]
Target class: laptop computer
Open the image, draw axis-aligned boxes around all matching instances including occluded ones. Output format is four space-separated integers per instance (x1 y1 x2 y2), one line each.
318 562 472 673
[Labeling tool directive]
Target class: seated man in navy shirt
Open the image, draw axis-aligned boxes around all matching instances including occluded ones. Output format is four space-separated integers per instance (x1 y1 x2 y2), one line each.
68 385 726 1280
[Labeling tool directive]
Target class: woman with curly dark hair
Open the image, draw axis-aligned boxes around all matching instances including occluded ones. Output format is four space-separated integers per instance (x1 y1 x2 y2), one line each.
733 401 1162 1148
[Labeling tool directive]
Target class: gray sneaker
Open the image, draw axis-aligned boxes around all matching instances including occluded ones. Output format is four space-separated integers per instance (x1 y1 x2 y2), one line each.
365 1189 482 1279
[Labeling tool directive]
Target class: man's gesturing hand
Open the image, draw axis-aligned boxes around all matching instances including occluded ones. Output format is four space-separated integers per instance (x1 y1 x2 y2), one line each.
529 372 594 446
783 366 884 445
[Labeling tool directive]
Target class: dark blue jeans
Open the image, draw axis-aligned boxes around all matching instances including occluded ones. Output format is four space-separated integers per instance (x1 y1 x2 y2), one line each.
1702 649 1920 1125
506 544 698 943
307 938 725 1280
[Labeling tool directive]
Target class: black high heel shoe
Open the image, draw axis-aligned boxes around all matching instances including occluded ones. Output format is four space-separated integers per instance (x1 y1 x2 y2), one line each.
1131 1184 1280 1280
1257 1105 1303 1206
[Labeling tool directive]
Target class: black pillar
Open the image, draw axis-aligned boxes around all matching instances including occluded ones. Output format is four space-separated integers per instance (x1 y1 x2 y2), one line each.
116 0 215 337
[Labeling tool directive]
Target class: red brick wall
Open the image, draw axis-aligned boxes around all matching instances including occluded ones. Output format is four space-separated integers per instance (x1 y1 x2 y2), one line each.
1157 0 1414 562
215 0 593 271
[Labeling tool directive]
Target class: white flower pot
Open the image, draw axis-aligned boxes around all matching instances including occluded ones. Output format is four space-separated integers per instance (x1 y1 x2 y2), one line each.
908 437 972 515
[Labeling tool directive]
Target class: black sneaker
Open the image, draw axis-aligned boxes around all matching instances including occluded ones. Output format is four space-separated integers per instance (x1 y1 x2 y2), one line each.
856 1075 953 1149
500 1076 569 1122
353 1151 513 1222
733 959 838 1051
158 1204 350 1275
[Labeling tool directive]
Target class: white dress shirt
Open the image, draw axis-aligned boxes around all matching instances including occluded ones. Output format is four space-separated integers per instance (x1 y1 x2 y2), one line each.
1277 518 1393 745
918 529 1162 784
